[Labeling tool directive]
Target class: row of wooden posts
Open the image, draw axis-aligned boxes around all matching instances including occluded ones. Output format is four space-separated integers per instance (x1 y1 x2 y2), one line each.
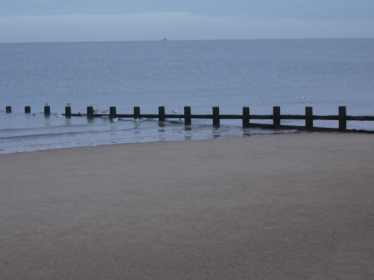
4 105 374 132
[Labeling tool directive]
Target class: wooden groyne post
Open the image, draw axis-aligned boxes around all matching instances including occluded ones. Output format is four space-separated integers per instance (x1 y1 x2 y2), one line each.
25 106 31 113
158 106 165 122
213 107 220 127
6 106 11 113
273 106 280 127
134 106 140 120
305 107 313 129
65 106 72 117
110 107 116 119
87 106 93 118
184 106 191 125
44 106 50 116
243 107 250 128
339 106 346 131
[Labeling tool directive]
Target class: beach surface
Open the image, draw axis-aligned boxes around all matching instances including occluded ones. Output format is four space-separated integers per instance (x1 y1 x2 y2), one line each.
1 133 373 279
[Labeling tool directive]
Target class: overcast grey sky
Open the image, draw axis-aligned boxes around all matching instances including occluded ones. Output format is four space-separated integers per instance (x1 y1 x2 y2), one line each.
1 0 373 43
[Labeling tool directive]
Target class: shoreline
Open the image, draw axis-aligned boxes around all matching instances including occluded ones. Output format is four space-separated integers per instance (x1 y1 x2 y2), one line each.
0 127 303 155
1 109 374 155
5 126 372 156
1 133 373 279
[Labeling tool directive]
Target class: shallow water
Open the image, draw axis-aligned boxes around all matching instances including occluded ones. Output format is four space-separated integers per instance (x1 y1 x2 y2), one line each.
1 39 374 153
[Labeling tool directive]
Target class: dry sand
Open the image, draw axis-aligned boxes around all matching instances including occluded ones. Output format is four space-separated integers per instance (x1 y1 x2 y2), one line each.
0 133 373 279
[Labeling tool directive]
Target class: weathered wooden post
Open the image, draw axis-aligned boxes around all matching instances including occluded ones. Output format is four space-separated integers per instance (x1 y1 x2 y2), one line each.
134 106 140 120
243 107 250 128
339 106 346 131
65 106 72 117
184 106 191 125
6 106 11 113
305 107 313 129
25 106 31 113
158 106 165 122
44 106 50 116
86 106 95 118
213 107 220 127
109 106 116 119
273 106 280 127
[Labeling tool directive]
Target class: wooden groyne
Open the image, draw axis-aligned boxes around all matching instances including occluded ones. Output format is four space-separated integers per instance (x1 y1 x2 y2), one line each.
3 105 374 133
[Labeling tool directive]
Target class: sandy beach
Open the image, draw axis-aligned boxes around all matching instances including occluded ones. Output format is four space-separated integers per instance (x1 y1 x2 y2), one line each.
0 133 373 279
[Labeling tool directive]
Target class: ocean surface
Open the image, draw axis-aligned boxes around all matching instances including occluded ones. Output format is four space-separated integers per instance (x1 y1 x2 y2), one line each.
1 39 374 154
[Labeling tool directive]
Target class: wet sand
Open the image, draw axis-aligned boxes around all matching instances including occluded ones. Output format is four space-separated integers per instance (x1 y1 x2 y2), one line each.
1 133 373 279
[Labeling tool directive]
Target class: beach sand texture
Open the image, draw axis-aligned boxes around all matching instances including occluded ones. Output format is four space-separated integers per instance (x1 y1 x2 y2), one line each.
1 133 373 279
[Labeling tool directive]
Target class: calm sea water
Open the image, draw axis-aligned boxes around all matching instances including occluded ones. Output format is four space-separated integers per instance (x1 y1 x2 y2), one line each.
1 39 374 154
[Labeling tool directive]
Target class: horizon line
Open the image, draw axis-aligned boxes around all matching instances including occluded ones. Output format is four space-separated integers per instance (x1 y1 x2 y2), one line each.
1 37 373 44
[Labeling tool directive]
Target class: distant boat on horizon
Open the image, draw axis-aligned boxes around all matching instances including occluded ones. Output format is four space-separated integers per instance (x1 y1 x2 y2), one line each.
163 38 168 41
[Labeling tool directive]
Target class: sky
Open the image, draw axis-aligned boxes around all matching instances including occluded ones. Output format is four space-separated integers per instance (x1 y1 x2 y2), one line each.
0 0 373 43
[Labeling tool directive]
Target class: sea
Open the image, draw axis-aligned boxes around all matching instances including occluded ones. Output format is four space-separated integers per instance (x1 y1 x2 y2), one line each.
1 39 374 154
